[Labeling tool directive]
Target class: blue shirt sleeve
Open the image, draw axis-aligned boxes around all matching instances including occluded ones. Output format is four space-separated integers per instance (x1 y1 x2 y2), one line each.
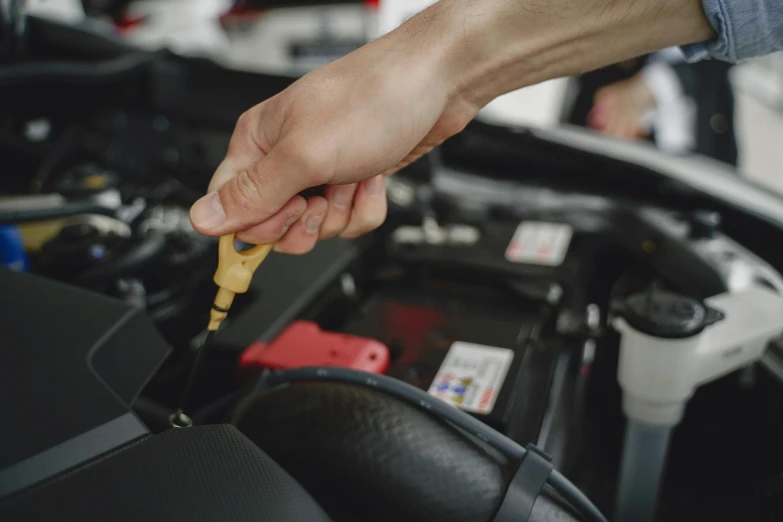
681 0 783 62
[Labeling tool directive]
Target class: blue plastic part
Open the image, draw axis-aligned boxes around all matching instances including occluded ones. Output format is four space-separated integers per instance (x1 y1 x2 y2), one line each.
0 225 29 272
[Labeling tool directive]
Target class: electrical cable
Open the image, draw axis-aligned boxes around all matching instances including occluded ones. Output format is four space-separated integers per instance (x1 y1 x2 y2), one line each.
266 366 609 522
548 470 606 522
0 202 115 224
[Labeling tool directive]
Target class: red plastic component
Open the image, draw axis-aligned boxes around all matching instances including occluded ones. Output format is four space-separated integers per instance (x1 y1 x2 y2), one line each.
114 15 147 32
240 321 390 374
219 4 267 29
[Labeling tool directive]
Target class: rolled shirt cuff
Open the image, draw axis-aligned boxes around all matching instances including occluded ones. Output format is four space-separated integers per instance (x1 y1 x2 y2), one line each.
681 0 783 62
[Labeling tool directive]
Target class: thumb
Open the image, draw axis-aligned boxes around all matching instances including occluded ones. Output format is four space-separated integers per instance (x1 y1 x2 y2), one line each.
189 144 316 236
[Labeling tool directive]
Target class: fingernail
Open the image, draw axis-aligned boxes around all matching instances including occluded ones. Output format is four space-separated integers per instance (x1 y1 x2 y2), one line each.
332 185 354 209
364 176 383 197
190 192 226 230
305 212 326 234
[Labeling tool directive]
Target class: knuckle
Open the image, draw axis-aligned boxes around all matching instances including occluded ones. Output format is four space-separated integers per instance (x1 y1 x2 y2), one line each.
227 110 258 157
342 211 386 239
235 110 254 133
311 170 332 188
230 170 261 212
285 144 333 186
237 228 279 245
298 149 326 174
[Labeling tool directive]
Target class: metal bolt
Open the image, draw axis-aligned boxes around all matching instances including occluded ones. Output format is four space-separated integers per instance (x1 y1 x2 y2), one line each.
169 410 193 429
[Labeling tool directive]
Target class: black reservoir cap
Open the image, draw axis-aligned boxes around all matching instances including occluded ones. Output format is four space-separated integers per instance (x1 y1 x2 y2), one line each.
613 288 724 339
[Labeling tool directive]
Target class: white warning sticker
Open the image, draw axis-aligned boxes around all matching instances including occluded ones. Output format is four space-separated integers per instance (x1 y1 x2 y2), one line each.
505 221 573 266
427 342 514 415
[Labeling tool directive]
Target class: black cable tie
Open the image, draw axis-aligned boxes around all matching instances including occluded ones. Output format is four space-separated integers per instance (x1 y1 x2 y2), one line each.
492 444 555 522
212 304 230 313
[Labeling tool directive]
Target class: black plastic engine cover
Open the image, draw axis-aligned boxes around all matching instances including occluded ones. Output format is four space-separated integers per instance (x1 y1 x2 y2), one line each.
0 425 333 522
0 269 170 497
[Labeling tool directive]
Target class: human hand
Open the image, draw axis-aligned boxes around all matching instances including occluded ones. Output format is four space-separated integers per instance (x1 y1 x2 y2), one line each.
588 74 656 141
190 0 714 253
188 18 480 254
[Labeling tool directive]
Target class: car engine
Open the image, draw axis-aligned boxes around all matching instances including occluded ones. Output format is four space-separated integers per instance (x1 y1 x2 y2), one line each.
2 12 783 522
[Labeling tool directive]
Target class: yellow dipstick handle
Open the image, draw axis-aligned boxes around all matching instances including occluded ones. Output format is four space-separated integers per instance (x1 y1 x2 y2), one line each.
208 234 274 331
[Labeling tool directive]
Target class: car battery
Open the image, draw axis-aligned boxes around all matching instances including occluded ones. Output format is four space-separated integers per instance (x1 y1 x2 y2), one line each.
340 282 558 443
387 215 610 308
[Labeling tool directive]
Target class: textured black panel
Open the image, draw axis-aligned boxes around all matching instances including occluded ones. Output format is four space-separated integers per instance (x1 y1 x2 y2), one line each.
0 269 168 478
234 383 584 522
233 382 509 522
0 425 333 522
1 270 132 469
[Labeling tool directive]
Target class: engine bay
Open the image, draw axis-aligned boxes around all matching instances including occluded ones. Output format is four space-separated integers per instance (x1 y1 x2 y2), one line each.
3 15 783 522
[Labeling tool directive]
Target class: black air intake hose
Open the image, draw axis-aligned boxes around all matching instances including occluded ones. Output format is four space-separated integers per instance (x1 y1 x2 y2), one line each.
231 382 582 522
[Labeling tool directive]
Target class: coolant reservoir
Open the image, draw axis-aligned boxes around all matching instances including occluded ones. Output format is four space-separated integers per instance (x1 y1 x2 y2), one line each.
612 289 723 522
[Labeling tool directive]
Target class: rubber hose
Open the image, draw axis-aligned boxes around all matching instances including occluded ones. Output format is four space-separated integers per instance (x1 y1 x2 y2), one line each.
0 202 115 224
232 382 583 522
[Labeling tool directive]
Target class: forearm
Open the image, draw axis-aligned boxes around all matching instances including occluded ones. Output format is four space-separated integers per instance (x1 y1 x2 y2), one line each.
191 0 718 244
387 0 715 108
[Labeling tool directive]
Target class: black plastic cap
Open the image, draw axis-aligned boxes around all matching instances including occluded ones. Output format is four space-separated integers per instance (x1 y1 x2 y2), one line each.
613 289 724 339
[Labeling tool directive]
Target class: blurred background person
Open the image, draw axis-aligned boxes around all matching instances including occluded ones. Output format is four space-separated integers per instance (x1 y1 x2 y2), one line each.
566 48 738 167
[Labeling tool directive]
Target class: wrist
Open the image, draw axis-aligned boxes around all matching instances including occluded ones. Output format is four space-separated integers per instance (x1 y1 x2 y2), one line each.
412 0 714 108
